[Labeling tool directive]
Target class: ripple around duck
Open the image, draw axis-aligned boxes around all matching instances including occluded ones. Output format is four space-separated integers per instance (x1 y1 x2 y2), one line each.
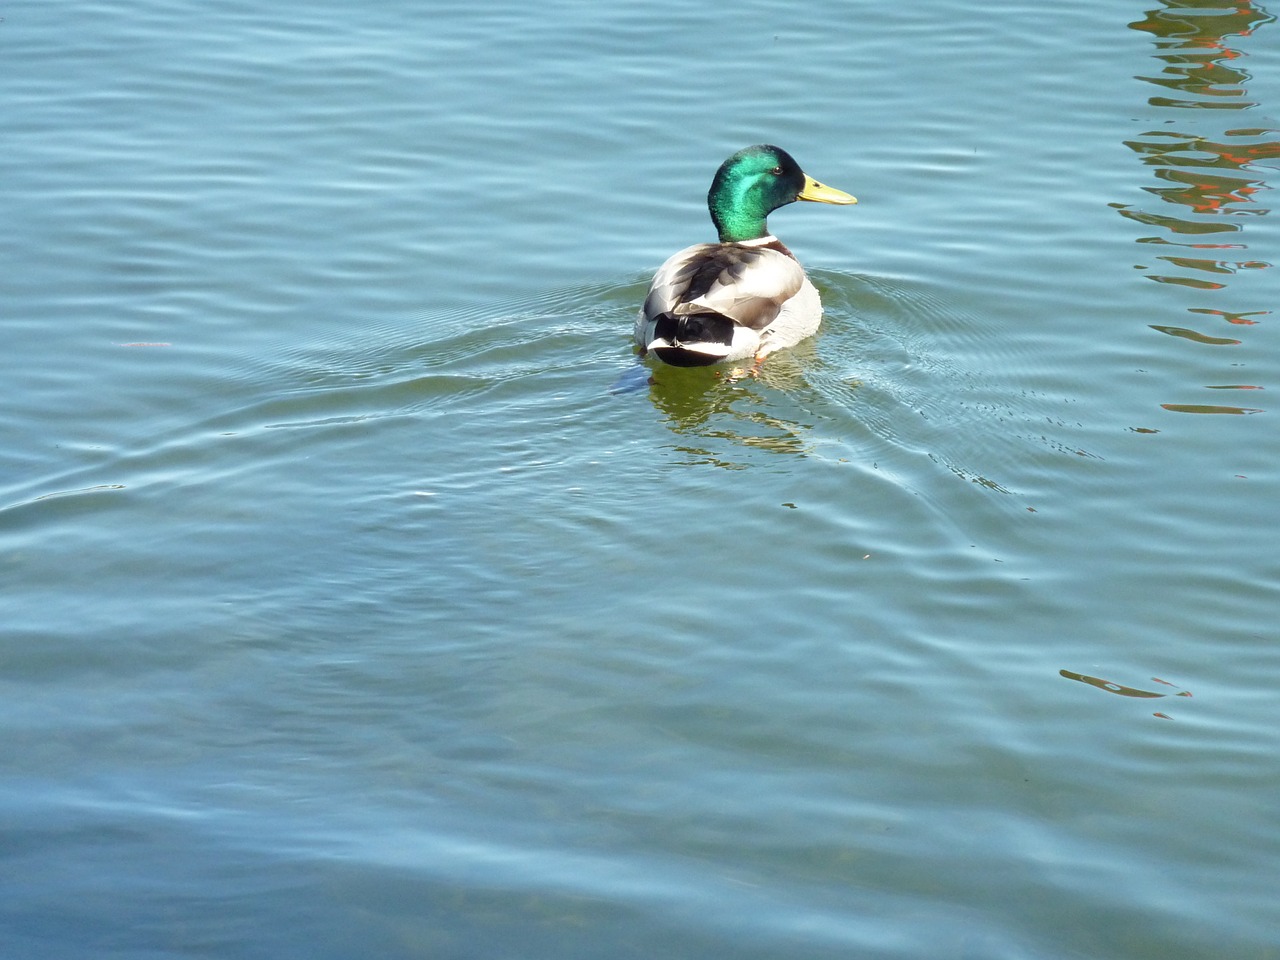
798 271 1083 506
625 273 944 470
168 281 635 442
0 282 637 533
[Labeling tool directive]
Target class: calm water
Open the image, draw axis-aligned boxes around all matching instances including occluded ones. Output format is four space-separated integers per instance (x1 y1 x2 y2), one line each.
4 1 1280 957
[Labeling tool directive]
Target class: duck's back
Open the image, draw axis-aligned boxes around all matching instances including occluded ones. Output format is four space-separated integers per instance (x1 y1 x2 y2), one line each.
636 242 816 365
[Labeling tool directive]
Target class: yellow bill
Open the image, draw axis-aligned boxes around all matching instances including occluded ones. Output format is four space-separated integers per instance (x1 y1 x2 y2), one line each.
798 174 857 205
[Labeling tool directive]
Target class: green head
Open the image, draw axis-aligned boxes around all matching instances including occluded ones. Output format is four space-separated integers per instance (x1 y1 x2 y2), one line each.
706 144 857 243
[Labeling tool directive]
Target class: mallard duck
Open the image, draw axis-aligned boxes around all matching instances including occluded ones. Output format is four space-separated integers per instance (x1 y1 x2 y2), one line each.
636 144 856 368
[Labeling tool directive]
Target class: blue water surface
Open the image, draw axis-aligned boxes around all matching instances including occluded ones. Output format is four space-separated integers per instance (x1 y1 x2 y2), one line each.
4 1 1280 957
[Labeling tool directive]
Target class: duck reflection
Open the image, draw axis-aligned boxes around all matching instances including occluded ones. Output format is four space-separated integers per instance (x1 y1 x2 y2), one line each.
642 341 819 465
1118 0 1276 416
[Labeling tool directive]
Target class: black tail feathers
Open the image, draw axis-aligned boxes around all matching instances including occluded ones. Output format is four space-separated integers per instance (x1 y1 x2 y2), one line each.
652 312 735 348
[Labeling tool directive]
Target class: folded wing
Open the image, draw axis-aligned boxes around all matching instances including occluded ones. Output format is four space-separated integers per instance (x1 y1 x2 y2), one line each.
642 244 805 331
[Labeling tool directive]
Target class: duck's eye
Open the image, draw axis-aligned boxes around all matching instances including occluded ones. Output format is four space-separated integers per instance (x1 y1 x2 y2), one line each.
770 166 783 175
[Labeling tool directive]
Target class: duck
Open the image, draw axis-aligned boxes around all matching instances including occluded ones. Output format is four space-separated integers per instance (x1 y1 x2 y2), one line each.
636 144 856 368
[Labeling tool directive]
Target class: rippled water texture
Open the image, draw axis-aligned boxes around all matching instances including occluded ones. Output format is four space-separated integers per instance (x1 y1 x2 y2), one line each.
4 1 1279 958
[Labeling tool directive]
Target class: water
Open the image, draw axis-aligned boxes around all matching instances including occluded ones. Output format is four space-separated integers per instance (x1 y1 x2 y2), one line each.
4 1 1279 957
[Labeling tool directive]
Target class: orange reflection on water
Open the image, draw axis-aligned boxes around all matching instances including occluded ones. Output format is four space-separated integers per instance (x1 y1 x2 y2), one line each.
1130 2 1274 110
1146 274 1227 289
1127 131 1280 171
1122 0 1276 415
1160 402 1263 414
1060 669 1194 718
1188 307 1268 325
1149 324 1240 345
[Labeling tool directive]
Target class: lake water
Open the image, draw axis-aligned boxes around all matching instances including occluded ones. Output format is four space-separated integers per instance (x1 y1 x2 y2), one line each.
4 1 1279 957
